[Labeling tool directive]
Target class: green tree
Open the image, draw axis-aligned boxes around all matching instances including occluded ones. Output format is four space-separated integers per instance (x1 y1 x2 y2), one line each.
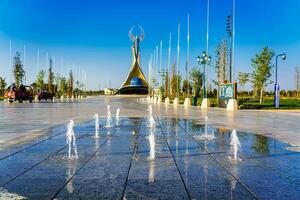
36 70 46 92
171 74 181 98
59 77 67 95
13 52 25 88
68 71 74 97
48 58 55 93
237 72 250 94
215 40 229 84
189 67 203 97
54 73 61 94
182 79 192 95
295 67 300 97
0 77 7 96
251 47 275 104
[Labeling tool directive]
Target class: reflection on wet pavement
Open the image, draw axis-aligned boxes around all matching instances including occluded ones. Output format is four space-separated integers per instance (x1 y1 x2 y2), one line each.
0 117 299 199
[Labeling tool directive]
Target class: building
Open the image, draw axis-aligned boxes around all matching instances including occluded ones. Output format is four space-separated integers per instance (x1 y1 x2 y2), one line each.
104 88 117 95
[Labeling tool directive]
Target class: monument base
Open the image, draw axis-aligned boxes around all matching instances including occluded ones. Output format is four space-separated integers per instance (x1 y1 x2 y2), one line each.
173 97 179 106
34 95 39 102
184 98 191 107
157 96 162 104
165 97 170 105
201 98 210 109
226 99 238 111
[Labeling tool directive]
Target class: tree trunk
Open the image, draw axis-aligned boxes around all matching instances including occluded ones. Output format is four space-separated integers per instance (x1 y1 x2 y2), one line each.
259 87 263 104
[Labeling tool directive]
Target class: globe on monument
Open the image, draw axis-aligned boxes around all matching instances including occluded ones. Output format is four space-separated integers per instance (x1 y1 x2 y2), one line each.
130 77 143 86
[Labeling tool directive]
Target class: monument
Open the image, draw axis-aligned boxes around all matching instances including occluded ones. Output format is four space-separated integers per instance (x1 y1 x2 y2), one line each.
116 26 149 95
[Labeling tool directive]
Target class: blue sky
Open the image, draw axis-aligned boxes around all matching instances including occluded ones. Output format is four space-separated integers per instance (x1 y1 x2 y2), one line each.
0 0 299 90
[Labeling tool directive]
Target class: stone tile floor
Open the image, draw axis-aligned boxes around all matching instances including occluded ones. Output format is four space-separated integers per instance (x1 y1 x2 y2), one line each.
0 117 300 199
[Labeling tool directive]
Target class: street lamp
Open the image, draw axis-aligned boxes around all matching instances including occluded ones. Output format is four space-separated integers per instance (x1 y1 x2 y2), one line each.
197 51 211 98
159 69 168 98
274 53 286 108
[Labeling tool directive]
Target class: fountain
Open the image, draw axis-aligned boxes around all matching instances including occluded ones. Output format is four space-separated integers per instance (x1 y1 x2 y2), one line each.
116 108 120 126
148 115 156 160
34 95 39 102
147 105 152 117
228 129 242 161
60 95 64 102
148 134 156 160
147 105 155 129
66 120 78 159
193 116 215 140
149 116 156 132
105 105 113 128
94 114 100 138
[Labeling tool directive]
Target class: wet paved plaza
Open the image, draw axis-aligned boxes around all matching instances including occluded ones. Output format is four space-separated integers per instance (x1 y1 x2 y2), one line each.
0 116 300 199
1 96 300 149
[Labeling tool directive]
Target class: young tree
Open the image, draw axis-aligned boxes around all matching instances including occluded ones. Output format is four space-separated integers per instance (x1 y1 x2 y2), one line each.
215 40 229 84
237 72 250 93
251 47 275 104
13 52 25 88
0 77 7 96
59 77 67 95
48 58 55 93
54 73 61 93
171 74 181 98
182 79 192 95
164 71 169 97
189 67 203 97
295 67 300 97
68 71 74 97
36 70 46 91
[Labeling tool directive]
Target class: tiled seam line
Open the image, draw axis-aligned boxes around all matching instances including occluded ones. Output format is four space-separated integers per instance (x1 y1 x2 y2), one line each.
156 117 192 200
175 118 259 200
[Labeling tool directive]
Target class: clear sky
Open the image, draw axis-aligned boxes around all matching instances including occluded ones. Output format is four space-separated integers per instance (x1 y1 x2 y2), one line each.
0 0 299 90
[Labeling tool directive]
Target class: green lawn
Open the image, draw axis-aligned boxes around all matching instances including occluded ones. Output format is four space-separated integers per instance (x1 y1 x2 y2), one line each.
239 98 300 109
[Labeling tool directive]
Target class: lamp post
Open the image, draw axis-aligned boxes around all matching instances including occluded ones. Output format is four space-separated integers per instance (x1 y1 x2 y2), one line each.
197 51 211 99
159 69 167 98
274 53 286 109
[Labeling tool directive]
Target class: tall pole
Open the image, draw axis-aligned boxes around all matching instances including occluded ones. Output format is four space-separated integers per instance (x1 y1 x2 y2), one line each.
23 45 26 84
53 56 56 73
204 0 210 98
232 0 236 83
152 50 155 95
168 33 172 97
156 45 159 88
160 40 163 91
45 52 48 70
177 23 181 98
37 49 40 75
9 40 12 84
61 57 64 76
187 13 190 98
148 54 152 95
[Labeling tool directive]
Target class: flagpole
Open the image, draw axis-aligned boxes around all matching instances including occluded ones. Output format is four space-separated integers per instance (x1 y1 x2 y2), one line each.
187 13 190 98
177 23 180 98
9 40 12 84
37 49 39 75
167 33 172 98
160 40 163 92
23 45 26 84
